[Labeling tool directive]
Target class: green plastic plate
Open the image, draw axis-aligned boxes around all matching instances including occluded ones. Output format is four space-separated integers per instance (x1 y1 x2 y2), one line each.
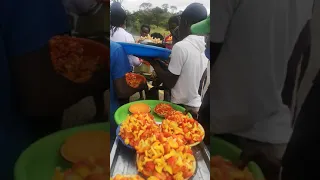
114 100 187 125
211 136 265 180
14 122 109 180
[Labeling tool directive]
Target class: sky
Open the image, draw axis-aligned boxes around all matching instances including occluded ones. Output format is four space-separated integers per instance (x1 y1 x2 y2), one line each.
118 0 210 14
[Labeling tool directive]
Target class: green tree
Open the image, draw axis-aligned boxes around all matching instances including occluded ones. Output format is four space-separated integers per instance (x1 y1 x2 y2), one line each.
162 4 169 12
170 6 177 13
125 3 178 35
151 7 164 27
139 2 152 10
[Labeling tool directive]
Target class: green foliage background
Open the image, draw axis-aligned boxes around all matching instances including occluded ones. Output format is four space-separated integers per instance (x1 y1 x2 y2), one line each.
122 2 182 36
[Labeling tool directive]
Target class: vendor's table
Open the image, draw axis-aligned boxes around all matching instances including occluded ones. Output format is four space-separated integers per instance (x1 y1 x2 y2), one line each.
110 137 210 179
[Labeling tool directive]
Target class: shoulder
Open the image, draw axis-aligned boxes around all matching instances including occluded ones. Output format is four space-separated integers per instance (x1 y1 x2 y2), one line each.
123 30 135 42
115 28 135 42
171 41 189 55
110 41 126 58
173 40 189 50
110 41 122 51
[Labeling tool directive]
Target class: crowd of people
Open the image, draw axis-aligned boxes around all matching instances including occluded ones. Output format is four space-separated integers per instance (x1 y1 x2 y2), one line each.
109 2 210 143
110 0 318 179
0 0 318 179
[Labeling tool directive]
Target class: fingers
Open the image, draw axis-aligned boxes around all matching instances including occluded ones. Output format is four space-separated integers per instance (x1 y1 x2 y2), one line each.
138 82 148 91
237 148 261 169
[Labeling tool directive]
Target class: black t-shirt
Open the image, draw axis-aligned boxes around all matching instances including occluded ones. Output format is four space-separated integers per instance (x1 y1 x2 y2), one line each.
282 70 320 169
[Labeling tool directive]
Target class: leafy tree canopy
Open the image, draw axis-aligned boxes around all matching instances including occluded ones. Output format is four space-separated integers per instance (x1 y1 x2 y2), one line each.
124 2 181 35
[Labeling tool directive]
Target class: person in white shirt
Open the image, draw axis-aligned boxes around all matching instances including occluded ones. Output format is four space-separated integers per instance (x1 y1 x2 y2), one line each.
110 2 141 68
149 3 208 113
210 0 314 177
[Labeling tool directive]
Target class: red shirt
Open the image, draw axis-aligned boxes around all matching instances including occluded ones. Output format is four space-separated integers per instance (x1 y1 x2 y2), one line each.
164 35 173 50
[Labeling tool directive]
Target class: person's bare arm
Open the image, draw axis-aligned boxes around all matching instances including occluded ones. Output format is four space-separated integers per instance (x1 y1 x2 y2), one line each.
149 60 179 89
114 77 147 99
147 43 186 89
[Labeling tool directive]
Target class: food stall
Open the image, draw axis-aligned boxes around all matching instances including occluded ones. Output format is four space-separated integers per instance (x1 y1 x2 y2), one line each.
109 41 210 179
110 100 210 179
111 41 265 180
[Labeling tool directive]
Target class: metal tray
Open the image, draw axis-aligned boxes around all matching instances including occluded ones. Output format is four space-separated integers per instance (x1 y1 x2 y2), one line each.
110 137 210 179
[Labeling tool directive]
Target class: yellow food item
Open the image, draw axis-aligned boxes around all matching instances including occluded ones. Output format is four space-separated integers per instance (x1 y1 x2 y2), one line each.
52 157 109 180
129 103 150 114
53 168 64 180
54 131 109 180
161 111 205 145
60 131 109 163
211 156 255 180
119 113 160 148
136 135 196 180
138 34 162 44
148 176 160 180
112 174 145 180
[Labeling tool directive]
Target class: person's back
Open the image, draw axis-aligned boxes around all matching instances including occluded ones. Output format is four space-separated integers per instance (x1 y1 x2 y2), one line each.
170 35 208 108
110 27 135 43
211 0 314 146
110 2 140 67
167 3 208 111
109 2 134 43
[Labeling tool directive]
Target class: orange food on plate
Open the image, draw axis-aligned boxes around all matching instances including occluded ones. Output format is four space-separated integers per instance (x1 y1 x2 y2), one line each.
112 174 145 180
125 73 146 88
161 111 205 145
119 113 160 148
147 177 161 180
165 110 190 121
136 135 196 180
211 156 254 180
50 36 105 83
60 131 109 163
154 103 174 117
129 103 151 114
53 157 109 180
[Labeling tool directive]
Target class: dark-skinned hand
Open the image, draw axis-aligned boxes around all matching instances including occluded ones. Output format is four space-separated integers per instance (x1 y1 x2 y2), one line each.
237 147 281 180
183 109 198 120
137 56 168 68
137 81 148 92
